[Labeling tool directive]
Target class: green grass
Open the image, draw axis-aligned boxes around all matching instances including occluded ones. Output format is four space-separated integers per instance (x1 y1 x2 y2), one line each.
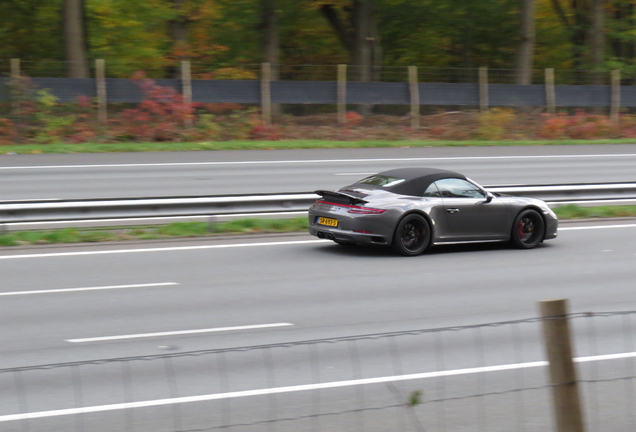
2 138 636 155
0 206 634 247
0 218 310 247
553 204 636 219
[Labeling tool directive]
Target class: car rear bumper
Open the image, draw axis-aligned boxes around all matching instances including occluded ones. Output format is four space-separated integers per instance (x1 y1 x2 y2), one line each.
308 224 389 245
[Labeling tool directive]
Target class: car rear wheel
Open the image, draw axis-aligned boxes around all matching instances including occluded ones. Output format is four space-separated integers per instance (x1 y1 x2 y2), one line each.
511 209 545 249
392 214 430 256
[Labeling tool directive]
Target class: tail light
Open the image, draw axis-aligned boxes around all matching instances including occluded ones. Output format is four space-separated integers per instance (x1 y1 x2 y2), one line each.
316 200 386 215
347 206 386 214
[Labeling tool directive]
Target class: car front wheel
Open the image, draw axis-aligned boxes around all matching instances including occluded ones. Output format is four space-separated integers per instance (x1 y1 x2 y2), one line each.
511 209 545 249
392 214 430 256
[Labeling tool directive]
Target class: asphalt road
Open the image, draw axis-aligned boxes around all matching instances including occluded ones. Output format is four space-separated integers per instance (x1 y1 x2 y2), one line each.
2 144 636 200
1 220 636 431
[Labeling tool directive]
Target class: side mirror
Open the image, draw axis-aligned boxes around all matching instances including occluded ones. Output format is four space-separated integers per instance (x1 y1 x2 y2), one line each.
484 191 494 203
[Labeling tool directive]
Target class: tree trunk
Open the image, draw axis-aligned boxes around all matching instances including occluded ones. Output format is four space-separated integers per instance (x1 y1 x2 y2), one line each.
320 0 380 82
571 0 590 83
351 0 377 115
320 1 380 116
168 0 189 78
590 0 604 85
351 0 373 82
515 0 535 85
63 0 89 78
260 0 281 118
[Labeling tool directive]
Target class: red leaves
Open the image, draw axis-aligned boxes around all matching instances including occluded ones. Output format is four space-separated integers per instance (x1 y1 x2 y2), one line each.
110 72 197 142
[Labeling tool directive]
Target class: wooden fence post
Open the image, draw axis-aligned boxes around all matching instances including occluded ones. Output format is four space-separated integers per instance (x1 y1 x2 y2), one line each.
337 64 347 125
545 68 556 114
95 59 107 123
539 299 585 432
10 58 20 115
479 66 489 112
10 58 20 78
611 70 620 123
408 66 420 129
181 60 193 128
261 62 272 127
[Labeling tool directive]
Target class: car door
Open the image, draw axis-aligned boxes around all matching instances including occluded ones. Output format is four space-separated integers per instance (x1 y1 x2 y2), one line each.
434 178 511 240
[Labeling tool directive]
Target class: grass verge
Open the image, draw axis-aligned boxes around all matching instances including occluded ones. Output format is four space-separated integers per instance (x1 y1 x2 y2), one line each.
0 205 634 247
0 218 309 247
2 139 636 155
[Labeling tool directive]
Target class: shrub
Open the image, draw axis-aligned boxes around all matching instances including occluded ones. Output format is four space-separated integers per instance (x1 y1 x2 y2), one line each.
345 111 363 125
539 111 618 139
476 108 515 139
109 71 197 142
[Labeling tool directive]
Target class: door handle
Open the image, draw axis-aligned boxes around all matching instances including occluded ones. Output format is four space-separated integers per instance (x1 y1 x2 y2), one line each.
447 208 460 214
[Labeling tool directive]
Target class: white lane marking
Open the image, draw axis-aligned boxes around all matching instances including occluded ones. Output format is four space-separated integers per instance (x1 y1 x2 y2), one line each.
1 153 636 170
0 282 178 297
0 198 61 202
559 224 636 231
0 239 330 260
2 350 635 423
334 172 374 176
66 323 294 343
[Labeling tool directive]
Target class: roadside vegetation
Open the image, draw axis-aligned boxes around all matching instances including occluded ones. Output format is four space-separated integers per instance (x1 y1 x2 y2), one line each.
3 137 636 155
0 218 309 247
1 206 634 247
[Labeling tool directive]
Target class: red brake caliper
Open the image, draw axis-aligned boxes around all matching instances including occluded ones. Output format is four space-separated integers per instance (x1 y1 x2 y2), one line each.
517 220 525 239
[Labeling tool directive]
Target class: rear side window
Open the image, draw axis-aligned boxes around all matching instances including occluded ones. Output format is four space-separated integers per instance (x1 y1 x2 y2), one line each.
423 183 441 197
434 178 486 199
357 175 406 188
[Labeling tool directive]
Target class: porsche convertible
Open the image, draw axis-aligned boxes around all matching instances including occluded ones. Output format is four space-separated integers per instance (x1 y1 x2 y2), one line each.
308 167 558 256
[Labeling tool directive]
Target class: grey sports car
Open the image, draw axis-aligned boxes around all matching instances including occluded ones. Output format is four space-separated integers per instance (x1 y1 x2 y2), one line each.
308 167 558 256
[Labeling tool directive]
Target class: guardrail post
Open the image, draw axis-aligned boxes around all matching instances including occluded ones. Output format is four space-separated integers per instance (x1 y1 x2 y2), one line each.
545 68 556 114
261 62 272 127
479 66 489 112
95 59 107 123
181 60 193 129
408 66 420 129
337 64 347 125
611 70 620 123
539 299 585 432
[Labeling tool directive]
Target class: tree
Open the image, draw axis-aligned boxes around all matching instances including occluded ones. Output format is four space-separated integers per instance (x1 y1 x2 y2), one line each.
260 0 280 80
515 0 536 84
63 0 90 78
549 0 606 83
318 0 381 81
590 0 604 84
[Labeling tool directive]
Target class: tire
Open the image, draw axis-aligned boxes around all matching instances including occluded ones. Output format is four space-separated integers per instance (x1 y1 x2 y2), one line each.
392 214 430 256
511 209 545 249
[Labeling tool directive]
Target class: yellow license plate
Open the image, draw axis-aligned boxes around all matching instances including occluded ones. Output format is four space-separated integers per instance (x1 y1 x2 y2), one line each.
317 217 338 227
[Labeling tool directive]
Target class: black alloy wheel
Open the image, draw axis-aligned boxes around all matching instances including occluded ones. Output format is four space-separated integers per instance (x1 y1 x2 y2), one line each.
392 214 430 256
511 209 545 249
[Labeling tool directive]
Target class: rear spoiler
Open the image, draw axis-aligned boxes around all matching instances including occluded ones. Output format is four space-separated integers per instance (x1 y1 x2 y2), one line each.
314 190 368 205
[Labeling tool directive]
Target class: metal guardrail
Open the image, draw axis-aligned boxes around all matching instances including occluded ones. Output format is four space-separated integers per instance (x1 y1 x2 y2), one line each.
0 183 635 228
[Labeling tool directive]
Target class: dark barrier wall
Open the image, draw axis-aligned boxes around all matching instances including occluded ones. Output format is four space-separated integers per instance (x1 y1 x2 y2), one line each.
0 77 633 107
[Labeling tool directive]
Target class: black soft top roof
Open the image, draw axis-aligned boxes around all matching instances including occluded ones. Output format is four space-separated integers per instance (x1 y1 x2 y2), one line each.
351 167 466 197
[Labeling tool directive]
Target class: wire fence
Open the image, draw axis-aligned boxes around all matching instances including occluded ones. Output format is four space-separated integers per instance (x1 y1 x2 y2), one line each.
2 309 635 432
3 59 636 85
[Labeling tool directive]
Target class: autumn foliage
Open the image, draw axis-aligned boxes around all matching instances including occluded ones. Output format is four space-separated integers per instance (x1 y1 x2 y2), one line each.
3 76 636 145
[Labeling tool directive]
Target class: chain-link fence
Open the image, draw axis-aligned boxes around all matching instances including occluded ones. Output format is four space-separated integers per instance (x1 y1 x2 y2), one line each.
2 307 635 432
